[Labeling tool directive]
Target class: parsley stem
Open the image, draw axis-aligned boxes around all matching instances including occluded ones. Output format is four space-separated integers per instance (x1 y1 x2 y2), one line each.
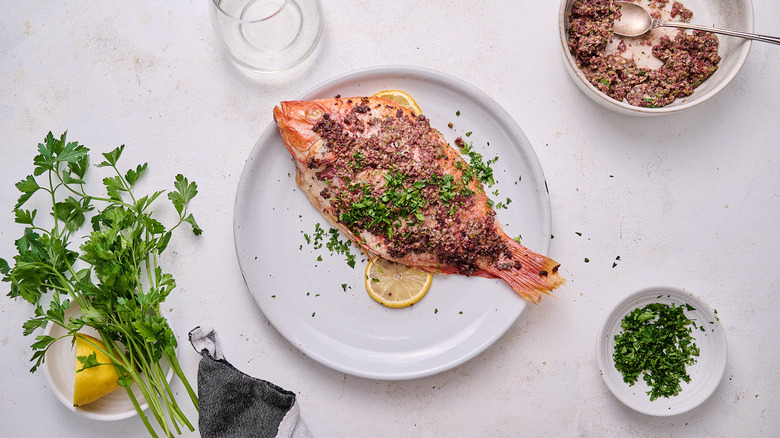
126 386 160 438
167 350 199 409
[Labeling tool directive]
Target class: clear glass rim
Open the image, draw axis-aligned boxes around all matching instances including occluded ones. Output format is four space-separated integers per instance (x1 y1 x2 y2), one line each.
211 0 291 24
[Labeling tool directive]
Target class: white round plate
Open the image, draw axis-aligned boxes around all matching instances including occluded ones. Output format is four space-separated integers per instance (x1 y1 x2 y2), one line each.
43 305 175 421
234 65 553 380
596 286 728 416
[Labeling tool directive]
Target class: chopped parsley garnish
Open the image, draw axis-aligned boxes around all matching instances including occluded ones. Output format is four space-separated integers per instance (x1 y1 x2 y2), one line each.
456 141 496 187
326 228 356 268
337 170 474 239
613 302 700 401
304 222 356 268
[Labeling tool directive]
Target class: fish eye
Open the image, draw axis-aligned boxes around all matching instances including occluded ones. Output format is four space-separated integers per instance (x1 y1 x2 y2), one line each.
306 108 324 121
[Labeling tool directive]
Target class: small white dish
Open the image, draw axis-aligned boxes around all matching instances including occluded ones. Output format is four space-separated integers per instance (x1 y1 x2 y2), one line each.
42 305 175 421
596 286 727 416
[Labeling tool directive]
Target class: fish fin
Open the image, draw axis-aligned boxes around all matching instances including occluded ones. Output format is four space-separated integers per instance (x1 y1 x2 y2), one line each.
485 240 565 304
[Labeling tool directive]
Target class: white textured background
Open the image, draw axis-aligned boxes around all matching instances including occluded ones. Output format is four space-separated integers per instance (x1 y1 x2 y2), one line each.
1 0 778 436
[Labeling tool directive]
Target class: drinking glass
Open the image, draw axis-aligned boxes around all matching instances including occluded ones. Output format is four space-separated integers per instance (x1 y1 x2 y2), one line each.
210 0 323 72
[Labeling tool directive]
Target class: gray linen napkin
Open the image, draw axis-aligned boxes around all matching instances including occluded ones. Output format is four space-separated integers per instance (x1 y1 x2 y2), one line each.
189 327 313 438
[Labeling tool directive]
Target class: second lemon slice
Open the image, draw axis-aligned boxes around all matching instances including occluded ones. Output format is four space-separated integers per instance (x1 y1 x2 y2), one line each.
365 258 432 308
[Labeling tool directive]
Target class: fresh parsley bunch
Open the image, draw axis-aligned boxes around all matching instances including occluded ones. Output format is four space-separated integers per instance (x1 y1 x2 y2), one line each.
0 132 201 437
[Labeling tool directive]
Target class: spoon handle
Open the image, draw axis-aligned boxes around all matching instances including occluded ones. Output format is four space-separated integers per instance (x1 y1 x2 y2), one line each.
656 20 780 45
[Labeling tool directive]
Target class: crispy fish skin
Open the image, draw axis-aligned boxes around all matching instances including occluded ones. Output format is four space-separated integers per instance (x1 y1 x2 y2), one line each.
273 96 564 303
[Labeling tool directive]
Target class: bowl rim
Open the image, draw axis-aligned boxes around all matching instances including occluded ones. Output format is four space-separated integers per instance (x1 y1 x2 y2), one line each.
558 0 755 114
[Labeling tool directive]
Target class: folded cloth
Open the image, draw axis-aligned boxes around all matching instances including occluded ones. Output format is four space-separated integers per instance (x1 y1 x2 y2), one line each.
189 327 313 438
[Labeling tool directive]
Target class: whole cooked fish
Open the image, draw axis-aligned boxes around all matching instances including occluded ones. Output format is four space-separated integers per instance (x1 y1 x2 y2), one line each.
273 96 564 303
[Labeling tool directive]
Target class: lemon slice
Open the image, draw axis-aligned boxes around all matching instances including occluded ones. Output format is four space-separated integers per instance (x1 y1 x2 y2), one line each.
365 258 433 308
372 90 423 115
73 333 121 406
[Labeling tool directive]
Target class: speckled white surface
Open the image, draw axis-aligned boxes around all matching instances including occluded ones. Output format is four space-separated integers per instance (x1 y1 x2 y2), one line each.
1 1 779 437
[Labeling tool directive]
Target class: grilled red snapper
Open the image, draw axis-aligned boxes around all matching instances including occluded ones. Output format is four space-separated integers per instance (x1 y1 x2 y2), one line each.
273 96 564 303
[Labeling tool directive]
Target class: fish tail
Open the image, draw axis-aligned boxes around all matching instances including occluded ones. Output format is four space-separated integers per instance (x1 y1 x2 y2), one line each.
485 239 565 303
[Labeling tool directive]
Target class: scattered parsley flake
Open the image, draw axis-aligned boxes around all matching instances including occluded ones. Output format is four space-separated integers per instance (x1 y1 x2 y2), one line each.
302 222 357 268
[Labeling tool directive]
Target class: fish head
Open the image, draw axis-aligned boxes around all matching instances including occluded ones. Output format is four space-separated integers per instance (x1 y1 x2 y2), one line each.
273 100 329 162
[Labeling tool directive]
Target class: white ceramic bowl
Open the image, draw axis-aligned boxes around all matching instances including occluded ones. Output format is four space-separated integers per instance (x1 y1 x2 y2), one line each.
559 0 754 116
596 286 727 416
42 305 175 421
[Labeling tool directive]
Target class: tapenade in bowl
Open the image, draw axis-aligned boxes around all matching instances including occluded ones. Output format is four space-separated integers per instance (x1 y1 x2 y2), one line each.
559 0 753 116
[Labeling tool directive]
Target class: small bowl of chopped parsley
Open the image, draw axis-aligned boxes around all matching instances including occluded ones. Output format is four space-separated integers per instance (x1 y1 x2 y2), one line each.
596 286 727 416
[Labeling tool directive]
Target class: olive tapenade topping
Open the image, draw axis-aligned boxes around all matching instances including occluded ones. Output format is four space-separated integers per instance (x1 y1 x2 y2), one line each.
312 102 508 274
567 0 720 108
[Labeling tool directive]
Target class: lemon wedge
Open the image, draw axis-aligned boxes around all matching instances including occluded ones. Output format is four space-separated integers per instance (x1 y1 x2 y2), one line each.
372 90 423 115
73 333 121 407
365 258 433 308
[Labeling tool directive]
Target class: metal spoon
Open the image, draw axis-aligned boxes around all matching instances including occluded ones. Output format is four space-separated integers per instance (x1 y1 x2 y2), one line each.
613 1 780 45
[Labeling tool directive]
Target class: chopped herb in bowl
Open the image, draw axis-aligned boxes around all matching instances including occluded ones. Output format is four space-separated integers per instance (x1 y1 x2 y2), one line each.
612 302 701 401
